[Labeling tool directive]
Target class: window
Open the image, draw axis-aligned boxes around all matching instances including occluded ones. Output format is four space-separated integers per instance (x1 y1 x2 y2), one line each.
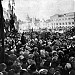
71 18 74 19
68 22 71 25
72 22 74 24
63 23 64 25
59 23 61 25
56 23 58 25
65 22 67 25
68 18 70 20
60 26 61 28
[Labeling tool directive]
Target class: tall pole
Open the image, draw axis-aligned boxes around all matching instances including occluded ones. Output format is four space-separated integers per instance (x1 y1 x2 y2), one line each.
0 0 5 63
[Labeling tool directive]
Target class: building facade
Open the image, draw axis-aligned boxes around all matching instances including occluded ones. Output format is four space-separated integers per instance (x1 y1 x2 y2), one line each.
47 12 75 30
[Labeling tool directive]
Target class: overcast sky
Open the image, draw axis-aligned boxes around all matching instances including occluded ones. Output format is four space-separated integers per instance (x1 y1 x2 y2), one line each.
2 0 75 21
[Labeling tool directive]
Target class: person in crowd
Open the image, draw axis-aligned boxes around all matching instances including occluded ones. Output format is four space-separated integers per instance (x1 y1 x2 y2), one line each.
0 30 75 75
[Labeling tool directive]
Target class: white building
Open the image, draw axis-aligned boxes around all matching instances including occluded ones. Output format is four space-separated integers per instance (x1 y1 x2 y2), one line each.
49 12 75 30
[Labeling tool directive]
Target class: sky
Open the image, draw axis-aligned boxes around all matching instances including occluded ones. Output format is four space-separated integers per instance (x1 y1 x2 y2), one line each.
2 0 75 21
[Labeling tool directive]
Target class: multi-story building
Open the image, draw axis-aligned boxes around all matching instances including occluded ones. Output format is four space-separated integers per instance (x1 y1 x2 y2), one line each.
18 12 75 32
49 12 75 30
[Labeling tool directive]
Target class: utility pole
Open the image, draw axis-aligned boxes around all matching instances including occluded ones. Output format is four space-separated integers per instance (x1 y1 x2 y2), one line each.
0 0 5 63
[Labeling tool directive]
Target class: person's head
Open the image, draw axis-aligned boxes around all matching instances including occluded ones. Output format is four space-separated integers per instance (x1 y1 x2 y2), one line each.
0 63 7 72
0 72 3 75
65 63 71 69
34 47 38 52
54 71 61 75
8 69 15 75
49 67 55 74
20 69 30 75
27 64 36 72
39 69 48 75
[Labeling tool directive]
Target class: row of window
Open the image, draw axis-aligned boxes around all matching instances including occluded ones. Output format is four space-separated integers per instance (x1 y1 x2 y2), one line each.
52 22 74 25
51 18 74 21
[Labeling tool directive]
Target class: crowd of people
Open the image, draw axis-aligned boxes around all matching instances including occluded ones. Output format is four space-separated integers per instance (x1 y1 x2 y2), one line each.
0 30 75 75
